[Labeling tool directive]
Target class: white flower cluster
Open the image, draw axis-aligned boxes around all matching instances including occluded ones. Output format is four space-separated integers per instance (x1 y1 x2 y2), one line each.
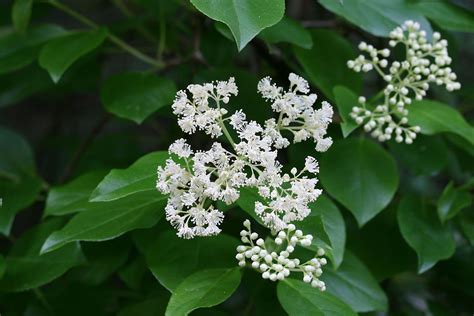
156 74 333 238
258 73 333 152
347 20 461 144
236 220 327 290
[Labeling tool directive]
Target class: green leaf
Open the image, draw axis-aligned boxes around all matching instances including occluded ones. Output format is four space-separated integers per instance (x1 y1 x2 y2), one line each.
44 170 107 217
277 278 356 316
294 30 362 101
322 251 388 312
320 138 399 226
40 191 166 254
437 182 472 223
118 257 147 290
39 28 107 83
0 218 84 292
307 196 346 269
90 151 168 202
412 0 474 33
348 207 416 281
0 24 66 75
70 237 131 285
101 72 176 124
118 296 167 316
165 268 241 316
236 187 265 225
397 196 456 273
333 86 359 137
408 100 474 146
190 0 285 51
318 0 432 37
388 135 448 176
146 230 239 292
12 0 33 32
0 126 42 235
259 17 312 49
459 211 474 246
0 254 5 279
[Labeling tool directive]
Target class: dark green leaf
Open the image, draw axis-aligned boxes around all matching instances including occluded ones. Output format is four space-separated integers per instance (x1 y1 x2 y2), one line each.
12 0 33 32
146 230 239 292
71 237 131 285
165 268 241 316
277 278 356 316
101 72 176 123
318 0 432 37
0 218 84 292
413 0 474 33
190 0 285 51
39 28 107 83
118 296 167 316
0 127 42 235
437 182 472 223
118 257 147 290
294 30 362 101
408 100 474 146
333 86 359 137
322 251 388 312
348 207 416 281
308 196 346 269
236 187 265 226
0 254 5 279
320 138 399 226
259 17 313 49
459 211 474 246
44 170 107 217
388 135 448 176
0 24 66 75
40 191 166 254
397 196 455 273
90 151 168 202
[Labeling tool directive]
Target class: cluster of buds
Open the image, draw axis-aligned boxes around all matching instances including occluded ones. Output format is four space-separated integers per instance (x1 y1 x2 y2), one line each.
236 220 327 290
157 74 333 238
347 20 460 143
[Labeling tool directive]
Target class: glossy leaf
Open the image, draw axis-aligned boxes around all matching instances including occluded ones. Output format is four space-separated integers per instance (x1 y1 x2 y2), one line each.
318 0 432 37
398 196 456 273
259 17 312 49
0 218 84 292
165 268 241 316
408 100 474 146
44 170 107 217
322 251 388 312
190 0 285 51
90 151 168 202
41 191 166 253
39 28 107 83
333 86 359 137
0 24 66 75
437 182 472 223
12 0 33 32
320 138 399 226
413 0 474 33
101 72 176 123
277 278 356 316
301 196 346 268
146 230 239 291
294 30 362 101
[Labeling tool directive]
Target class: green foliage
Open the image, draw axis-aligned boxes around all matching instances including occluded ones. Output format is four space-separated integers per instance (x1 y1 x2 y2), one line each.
398 196 456 273
1 0 474 314
165 268 241 316
190 0 285 51
39 28 107 83
320 138 399 226
277 278 356 315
